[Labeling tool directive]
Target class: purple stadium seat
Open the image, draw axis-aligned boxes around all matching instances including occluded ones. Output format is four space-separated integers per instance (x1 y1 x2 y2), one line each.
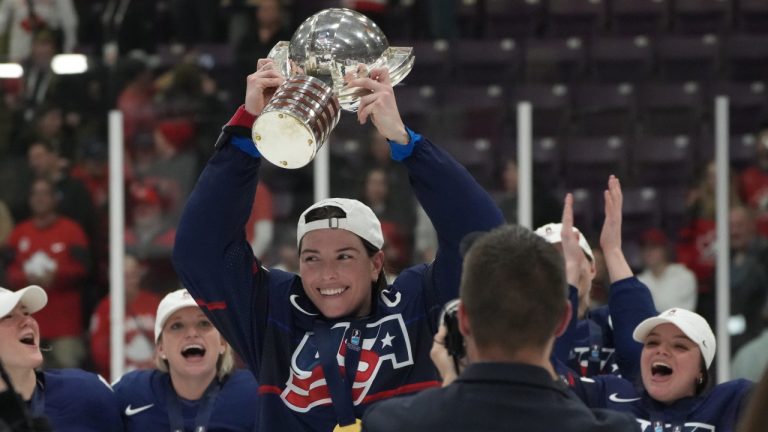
671 0 732 35
616 186 662 239
724 35 768 82
398 39 453 87
394 85 441 138
442 85 508 142
589 36 655 83
509 83 573 137
699 133 759 171
637 82 705 135
572 83 637 136
483 0 545 39
524 37 588 82
441 137 496 188
453 39 520 86
708 81 768 134
564 135 628 188
546 0 607 38
735 0 768 34
630 134 695 186
610 0 670 36
657 34 721 82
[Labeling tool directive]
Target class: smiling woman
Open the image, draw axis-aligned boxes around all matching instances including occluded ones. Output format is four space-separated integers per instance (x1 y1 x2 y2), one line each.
0 285 122 430
112 288 260 432
560 308 753 431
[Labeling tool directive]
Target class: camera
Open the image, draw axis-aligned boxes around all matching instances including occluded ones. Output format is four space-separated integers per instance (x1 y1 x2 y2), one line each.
441 299 465 370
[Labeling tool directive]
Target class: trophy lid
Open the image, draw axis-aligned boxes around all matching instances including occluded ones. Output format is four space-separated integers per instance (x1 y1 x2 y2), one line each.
268 8 413 111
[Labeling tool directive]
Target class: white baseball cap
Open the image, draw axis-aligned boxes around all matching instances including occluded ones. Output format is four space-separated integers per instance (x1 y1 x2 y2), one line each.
297 198 384 249
154 288 200 343
0 286 47 317
534 222 594 262
633 308 717 368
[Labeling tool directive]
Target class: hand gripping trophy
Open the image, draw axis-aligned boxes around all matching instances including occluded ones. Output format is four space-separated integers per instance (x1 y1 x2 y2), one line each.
251 8 414 169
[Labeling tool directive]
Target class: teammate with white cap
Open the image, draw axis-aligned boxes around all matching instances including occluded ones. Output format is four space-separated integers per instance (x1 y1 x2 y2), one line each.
563 307 752 431
113 288 259 431
541 175 657 380
0 285 121 430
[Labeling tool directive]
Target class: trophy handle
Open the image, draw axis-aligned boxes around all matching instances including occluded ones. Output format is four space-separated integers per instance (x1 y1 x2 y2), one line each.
337 46 415 111
267 41 291 77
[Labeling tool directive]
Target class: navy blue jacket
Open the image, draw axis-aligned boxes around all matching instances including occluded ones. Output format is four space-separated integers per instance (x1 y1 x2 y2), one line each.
113 369 259 431
554 277 657 380
27 369 123 431
173 109 504 432
567 371 752 432
362 363 641 432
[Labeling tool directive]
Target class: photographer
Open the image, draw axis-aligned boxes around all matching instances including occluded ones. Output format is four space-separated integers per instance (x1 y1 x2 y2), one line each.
362 225 639 431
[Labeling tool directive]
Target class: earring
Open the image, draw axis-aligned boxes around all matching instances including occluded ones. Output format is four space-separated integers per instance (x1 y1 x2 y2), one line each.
697 376 703 385
161 354 167 360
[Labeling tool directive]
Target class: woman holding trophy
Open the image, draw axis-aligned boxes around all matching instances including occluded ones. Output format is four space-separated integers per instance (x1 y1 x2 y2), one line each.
173 8 504 432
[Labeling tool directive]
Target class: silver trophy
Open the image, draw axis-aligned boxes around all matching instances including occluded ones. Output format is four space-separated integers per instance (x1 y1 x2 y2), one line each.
252 8 414 169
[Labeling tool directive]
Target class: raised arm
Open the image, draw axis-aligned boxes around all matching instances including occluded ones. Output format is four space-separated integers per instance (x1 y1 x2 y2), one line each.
350 69 504 314
599 176 656 379
172 61 286 370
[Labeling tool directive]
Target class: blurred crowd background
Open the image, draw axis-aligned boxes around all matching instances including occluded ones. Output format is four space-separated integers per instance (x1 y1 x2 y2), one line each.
1 0 768 382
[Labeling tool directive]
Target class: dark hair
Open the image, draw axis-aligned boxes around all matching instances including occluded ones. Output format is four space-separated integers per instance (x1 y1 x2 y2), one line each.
460 224 567 355
300 205 388 295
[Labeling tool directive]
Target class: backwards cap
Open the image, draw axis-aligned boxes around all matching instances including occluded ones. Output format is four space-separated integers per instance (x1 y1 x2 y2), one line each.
633 308 717 368
534 222 595 261
296 198 384 249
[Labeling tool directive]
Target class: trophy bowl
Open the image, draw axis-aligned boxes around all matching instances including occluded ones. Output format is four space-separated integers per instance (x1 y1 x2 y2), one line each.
252 8 414 169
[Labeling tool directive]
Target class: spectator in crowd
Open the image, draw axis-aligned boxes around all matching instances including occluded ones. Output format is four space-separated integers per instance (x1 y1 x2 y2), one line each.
233 0 292 98
729 205 768 353
535 177 657 380
0 0 78 62
678 160 742 324
0 285 122 430
89 253 162 381
738 121 768 236
113 288 259 431
363 224 640 431
136 118 199 219
637 228 698 312
26 139 97 245
4 178 90 368
125 180 178 294
172 60 503 431
125 180 176 260
115 56 157 152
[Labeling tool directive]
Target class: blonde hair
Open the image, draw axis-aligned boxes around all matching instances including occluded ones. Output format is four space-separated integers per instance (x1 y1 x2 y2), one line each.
155 337 235 380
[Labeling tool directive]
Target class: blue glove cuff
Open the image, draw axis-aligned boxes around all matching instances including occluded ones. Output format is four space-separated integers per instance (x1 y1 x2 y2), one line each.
231 135 261 158
388 127 420 161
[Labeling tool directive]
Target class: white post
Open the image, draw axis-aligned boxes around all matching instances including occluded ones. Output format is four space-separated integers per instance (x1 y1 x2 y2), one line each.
714 96 730 384
314 140 330 201
108 110 126 381
517 102 533 229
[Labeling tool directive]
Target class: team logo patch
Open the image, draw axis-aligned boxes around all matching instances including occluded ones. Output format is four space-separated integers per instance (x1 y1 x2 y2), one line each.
281 314 413 412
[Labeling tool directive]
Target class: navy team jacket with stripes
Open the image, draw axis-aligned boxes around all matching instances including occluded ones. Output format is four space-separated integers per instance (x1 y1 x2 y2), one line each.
173 107 504 432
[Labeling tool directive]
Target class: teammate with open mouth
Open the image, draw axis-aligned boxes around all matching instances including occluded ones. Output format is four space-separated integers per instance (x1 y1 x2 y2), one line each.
113 288 260 431
0 285 121 429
